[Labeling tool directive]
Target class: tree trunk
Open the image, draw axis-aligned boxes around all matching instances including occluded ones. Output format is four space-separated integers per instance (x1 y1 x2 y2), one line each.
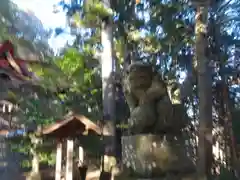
101 0 117 173
27 136 41 180
195 4 213 179
222 80 239 178
209 11 239 176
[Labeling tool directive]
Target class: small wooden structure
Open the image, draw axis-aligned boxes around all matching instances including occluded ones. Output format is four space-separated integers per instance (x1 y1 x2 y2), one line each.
41 114 102 180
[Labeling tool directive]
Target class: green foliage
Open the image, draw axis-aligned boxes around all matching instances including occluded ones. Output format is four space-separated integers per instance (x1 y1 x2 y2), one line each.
9 96 63 167
55 46 102 120
29 63 69 91
11 136 56 167
55 48 85 84
1 0 240 174
73 0 113 28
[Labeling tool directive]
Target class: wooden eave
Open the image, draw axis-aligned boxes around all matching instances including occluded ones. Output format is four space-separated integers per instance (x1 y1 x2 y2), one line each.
40 114 102 138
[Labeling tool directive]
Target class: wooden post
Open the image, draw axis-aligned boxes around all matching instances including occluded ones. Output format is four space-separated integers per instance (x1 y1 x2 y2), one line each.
55 140 62 180
32 152 39 173
79 146 84 165
65 139 74 180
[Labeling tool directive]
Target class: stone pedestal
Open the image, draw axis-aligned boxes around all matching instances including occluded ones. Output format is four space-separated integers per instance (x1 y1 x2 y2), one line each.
26 172 41 180
121 134 195 179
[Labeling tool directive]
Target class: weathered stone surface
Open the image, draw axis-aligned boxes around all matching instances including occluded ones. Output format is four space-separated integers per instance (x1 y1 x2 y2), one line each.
122 62 195 179
26 172 41 180
122 134 195 178
123 62 186 135
116 173 197 180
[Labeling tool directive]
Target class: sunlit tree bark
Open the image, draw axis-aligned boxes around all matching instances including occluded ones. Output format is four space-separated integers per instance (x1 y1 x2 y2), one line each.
101 0 117 173
195 2 213 179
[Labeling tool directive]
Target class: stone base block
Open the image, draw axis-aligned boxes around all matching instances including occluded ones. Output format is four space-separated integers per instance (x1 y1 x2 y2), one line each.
26 172 41 180
116 172 197 180
121 134 195 178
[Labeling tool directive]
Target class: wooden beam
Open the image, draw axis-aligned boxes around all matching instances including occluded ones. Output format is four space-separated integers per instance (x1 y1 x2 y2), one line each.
55 141 62 180
65 139 74 180
79 146 84 165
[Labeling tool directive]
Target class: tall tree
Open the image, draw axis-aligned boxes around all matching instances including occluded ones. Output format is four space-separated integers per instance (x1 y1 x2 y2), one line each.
194 1 213 179
53 0 240 178
101 0 117 172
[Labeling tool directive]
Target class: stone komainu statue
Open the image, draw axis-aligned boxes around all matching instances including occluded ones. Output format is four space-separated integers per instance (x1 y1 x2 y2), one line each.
123 61 186 135
121 62 195 178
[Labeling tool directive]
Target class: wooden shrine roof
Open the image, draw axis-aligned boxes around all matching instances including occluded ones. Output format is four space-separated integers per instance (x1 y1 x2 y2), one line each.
0 40 69 90
40 114 102 138
0 114 104 139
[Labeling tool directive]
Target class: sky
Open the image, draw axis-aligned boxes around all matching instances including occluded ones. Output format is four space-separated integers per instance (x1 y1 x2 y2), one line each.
10 0 192 82
11 0 74 52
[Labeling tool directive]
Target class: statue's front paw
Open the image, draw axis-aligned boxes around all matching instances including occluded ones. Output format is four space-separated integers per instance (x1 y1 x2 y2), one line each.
139 94 149 105
128 117 142 134
128 117 136 128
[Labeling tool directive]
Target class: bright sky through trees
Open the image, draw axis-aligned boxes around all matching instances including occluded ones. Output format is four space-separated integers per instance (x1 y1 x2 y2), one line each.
12 0 74 52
